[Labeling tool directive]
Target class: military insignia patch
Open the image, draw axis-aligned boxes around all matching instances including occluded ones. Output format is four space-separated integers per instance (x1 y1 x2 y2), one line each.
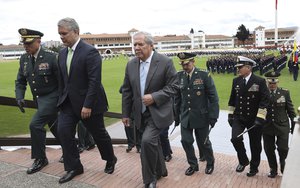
193 78 203 85
39 63 49 70
20 28 27 35
277 96 286 103
178 53 185 59
248 84 259 91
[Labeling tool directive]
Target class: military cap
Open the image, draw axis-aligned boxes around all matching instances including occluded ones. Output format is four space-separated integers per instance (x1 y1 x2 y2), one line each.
177 52 196 65
18 28 44 44
264 71 280 83
235 56 256 67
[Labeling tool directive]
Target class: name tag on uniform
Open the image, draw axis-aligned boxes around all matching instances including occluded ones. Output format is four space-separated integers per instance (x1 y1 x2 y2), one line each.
248 84 259 91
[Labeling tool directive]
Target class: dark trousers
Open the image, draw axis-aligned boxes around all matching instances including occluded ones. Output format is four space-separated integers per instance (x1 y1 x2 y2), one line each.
58 99 114 171
30 112 59 159
160 127 172 157
195 131 205 159
263 133 289 171
231 117 262 170
125 118 141 148
77 121 95 148
292 68 298 81
181 125 214 168
140 110 167 184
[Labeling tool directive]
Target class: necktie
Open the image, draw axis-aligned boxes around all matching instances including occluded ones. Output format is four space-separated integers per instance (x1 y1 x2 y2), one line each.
31 55 35 67
67 48 73 74
140 62 147 113
187 74 190 84
243 78 246 86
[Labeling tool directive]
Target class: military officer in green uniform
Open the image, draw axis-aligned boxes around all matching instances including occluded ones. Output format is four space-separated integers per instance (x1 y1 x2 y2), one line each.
15 28 61 174
263 71 296 178
174 52 219 176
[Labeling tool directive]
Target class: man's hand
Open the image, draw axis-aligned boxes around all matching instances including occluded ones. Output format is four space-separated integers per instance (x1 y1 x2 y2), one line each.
209 119 217 128
17 99 25 113
254 117 265 127
291 120 295 134
142 94 154 106
228 114 234 127
81 107 92 119
122 118 130 127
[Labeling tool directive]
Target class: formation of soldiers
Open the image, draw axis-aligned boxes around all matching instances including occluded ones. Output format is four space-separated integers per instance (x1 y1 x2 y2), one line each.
205 53 288 75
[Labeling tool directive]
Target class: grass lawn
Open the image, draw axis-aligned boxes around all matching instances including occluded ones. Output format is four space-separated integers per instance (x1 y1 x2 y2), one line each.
0 54 299 137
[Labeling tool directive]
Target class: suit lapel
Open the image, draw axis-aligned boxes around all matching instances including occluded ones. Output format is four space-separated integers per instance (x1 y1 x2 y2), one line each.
135 58 142 96
144 52 158 92
68 40 82 76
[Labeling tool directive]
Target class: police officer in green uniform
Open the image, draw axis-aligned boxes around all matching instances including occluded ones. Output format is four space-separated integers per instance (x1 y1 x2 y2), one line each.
263 71 296 178
174 52 219 176
15 28 61 174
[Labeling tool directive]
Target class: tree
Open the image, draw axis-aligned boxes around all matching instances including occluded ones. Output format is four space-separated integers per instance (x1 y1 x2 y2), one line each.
190 28 194 34
235 24 250 46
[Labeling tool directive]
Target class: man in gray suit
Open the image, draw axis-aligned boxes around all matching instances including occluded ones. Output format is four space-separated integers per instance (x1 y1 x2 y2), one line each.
122 31 178 188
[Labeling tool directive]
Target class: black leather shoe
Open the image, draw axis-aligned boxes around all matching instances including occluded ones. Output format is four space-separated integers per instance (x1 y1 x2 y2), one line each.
268 169 278 178
247 169 258 177
205 165 214 174
199 156 206 162
59 156 64 163
165 155 172 162
185 166 199 176
136 147 141 153
26 158 48 174
126 146 133 153
236 163 249 172
86 144 95 151
78 146 85 153
104 156 117 174
59 166 84 184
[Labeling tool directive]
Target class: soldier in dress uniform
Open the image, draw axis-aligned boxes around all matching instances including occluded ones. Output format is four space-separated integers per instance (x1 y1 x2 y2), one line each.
263 71 296 178
228 56 270 177
174 52 219 176
15 28 61 174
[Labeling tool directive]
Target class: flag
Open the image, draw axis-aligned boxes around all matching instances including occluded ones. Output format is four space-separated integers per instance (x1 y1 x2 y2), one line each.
293 40 298 64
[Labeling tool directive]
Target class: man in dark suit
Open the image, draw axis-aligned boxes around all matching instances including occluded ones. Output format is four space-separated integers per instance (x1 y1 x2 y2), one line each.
174 52 219 176
263 71 296 178
15 28 61 174
56 17 116 184
122 31 178 188
228 56 270 177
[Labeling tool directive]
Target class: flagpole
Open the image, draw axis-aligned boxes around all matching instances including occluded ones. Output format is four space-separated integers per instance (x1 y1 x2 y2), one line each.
275 0 278 47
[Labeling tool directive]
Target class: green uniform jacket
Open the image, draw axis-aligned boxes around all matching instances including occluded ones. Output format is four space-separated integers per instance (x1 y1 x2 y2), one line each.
15 48 59 116
174 68 219 129
263 87 296 136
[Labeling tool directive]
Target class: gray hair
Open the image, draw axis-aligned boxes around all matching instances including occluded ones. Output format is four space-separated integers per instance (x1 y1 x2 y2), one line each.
57 17 80 32
133 31 154 45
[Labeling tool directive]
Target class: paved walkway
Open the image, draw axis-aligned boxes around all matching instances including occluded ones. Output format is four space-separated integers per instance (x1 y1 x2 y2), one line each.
0 110 280 188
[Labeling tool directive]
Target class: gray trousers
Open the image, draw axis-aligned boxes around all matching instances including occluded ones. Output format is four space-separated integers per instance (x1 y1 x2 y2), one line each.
140 110 167 184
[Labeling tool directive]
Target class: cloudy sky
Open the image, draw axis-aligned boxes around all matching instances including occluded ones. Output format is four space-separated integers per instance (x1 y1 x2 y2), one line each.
0 0 298 45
